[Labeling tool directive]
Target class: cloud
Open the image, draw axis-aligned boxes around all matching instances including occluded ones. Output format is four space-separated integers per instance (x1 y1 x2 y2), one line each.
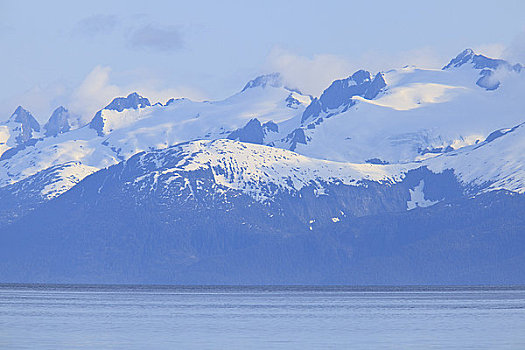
472 43 506 58
138 85 207 105
68 66 206 122
266 47 356 97
128 24 183 52
265 47 446 97
69 66 122 121
1 82 68 123
391 47 446 69
356 47 446 72
503 30 525 63
2 65 207 123
74 14 118 36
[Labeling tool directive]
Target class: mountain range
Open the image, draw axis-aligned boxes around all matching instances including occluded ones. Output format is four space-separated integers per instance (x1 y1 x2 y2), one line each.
1 49 524 284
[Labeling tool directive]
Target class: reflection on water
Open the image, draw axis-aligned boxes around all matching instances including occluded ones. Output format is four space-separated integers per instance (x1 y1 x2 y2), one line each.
1 285 525 349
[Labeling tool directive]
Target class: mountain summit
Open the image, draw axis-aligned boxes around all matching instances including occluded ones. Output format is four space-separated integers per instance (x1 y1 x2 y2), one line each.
241 73 284 92
300 70 386 123
6 106 40 144
44 106 72 137
89 92 151 136
443 48 522 72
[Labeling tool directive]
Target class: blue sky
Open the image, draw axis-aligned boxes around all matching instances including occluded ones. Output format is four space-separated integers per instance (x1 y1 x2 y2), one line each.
1 0 524 122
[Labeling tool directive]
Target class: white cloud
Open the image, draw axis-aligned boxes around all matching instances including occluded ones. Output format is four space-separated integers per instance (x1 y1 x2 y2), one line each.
1 65 208 124
266 47 356 97
359 47 445 71
265 46 446 97
473 43 506 58
68 66 207 122
0 82 68 124
69 66 121 122
503 30 525 64
138 85 207 105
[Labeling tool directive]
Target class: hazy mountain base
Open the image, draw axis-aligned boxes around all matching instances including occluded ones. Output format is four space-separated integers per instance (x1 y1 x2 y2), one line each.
0 168 523 285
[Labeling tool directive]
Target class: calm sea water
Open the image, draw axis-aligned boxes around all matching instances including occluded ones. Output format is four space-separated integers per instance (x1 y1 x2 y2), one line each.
1 285 525 349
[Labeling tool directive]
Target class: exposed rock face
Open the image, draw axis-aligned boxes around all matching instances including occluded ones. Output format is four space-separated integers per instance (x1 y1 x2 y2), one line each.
301 70 386 123
0 106 41 160
227 118 279 144
89 92 151 136
44 106 71 137
443 48 522 71
443 48 522 90
8 106 40 144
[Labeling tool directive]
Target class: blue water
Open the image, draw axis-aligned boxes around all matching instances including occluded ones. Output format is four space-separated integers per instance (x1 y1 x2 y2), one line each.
1 285 525 349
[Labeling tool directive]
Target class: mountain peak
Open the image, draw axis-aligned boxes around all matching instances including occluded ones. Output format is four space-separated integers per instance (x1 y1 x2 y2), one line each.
300 70 386 123
443 48 522 91
241 73 283 92
8 106 40 131
104 92 151 112
443 48 520 72
44 106 72 137
443 48 477 69
5 106 40 146
89 93 151 136
226 118 278 144
53 106 67 114
12 105 28 116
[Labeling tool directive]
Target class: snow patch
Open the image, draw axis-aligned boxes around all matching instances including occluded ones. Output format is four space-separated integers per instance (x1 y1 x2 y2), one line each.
406 180 438 210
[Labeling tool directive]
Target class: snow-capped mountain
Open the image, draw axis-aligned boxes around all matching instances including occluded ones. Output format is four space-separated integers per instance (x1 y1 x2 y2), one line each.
0 106 41 158
0 73 311 196
1 48 524 284
2 49 523 204
273 50 525 164
44 106 81 137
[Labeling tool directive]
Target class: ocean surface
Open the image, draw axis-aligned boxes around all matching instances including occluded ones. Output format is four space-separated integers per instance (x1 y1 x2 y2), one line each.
1 285 525 349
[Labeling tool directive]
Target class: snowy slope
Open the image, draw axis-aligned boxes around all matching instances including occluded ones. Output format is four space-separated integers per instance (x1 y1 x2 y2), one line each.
0 74 310 198
127 138 412 202
427 122 525 193
96 81 308 160
0 49 523 203
114 122 525 205
282 51 524 164
0 106 42 157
